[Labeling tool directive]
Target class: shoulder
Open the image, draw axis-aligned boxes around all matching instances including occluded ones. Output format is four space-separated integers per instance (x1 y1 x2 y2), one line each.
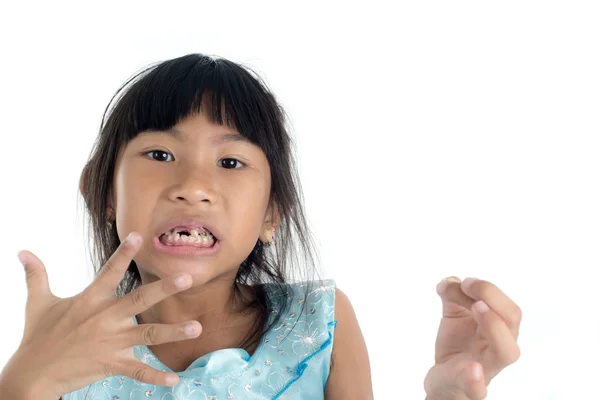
264 279 337 334
263 279 337 311
325 286 374 400
272 279 336 295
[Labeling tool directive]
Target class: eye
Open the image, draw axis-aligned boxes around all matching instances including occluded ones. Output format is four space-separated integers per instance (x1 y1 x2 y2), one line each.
220 158 245 169
145 150 174 162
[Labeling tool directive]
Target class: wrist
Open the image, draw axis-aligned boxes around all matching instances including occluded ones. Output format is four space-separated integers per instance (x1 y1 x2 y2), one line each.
0 378 60 400
0 374 33 399
0 355 61 400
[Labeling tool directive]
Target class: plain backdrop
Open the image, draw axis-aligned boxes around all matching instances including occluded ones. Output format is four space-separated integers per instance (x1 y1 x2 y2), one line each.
1 1 599 399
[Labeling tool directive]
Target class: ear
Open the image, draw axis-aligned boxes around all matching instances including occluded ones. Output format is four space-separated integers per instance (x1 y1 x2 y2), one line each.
260 201 281 243
80 166 115 219
79 167 88 198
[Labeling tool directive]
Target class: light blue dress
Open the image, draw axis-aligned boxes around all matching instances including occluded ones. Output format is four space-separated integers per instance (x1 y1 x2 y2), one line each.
64 280 336 400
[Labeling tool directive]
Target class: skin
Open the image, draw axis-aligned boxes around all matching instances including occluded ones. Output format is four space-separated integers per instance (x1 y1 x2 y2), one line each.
325 289 374 399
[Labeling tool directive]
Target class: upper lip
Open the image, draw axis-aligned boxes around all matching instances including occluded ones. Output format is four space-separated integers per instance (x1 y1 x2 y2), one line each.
155 216 221 240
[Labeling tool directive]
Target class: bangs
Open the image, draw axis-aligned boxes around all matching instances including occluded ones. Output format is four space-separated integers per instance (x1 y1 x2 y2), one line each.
103 54 282 158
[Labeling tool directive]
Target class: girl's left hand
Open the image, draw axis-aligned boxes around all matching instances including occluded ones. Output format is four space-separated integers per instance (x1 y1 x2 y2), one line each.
423 277 522 400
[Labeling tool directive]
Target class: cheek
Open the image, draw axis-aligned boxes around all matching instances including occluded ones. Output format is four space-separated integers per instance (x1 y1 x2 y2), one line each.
114 165 158 229
116 160 160 200
226 177 270 233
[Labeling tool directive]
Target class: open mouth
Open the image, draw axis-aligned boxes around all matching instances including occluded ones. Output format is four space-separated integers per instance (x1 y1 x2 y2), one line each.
158 227 217 248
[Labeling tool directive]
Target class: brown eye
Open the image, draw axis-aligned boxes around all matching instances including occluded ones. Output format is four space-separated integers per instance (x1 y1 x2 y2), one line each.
145 150 174 162
220 158 245 169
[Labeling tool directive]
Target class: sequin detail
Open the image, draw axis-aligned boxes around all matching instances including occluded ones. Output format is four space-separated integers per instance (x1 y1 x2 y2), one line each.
63 280 336 400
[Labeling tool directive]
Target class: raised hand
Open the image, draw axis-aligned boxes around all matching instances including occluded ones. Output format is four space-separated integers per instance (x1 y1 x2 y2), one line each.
424 277 522 400
0 232 201 399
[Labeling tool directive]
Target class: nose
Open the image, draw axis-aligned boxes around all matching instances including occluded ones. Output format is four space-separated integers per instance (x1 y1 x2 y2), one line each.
167 165 217 206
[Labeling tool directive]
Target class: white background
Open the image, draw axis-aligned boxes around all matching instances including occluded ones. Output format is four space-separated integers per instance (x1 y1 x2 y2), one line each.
1 1 599 399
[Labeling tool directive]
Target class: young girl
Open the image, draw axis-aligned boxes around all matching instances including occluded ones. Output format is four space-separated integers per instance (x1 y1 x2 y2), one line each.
0 54 521 400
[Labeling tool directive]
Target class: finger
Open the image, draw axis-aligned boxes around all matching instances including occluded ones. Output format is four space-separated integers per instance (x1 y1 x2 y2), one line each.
472 300 521 367
18 250 53 302
461 278 522 336
122 320 202 347
115 273 193 318
118 360 180 387
94 232 142 291
459 361 488 400
436 277 476 317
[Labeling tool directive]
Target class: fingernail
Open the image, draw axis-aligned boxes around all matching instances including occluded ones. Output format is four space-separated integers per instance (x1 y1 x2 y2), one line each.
126 232 141 246
166 374 179 386
474 300 489 314
471 363 483 380
174 274 190 288
184 323 197 336
462 277 479 289
17 251 29 265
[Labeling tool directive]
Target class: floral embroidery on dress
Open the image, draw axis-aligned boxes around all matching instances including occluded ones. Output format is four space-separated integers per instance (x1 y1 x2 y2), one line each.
64 280 336 400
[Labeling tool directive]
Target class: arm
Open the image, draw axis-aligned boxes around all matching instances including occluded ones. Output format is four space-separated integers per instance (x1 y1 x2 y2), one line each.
324 288 373 400
0 375 61 400
0 357 62 400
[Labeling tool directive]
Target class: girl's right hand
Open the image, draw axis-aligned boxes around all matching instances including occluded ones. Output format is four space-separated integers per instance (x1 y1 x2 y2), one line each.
2 232 201 399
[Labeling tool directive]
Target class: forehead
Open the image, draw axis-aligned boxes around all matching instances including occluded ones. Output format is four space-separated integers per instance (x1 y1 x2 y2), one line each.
138 128 253 147
136 111 253 146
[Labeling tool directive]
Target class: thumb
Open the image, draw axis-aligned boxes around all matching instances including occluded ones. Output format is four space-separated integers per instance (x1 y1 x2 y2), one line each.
18 250 52 302
458 361 488 400
425 362 488 400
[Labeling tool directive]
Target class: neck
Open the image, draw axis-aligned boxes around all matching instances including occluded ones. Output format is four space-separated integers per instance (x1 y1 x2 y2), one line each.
136 271 255 335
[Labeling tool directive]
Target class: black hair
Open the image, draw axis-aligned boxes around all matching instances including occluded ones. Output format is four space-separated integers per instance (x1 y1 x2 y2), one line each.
78 53 320 353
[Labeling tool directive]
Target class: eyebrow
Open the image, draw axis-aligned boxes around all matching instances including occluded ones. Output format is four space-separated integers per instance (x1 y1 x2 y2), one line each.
142 128 253 145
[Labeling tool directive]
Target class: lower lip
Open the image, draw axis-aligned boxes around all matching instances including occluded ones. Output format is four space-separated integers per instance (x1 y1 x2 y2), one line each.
152 236 221 256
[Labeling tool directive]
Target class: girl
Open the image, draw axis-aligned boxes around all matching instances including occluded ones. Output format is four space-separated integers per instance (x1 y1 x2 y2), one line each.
0 54 521 400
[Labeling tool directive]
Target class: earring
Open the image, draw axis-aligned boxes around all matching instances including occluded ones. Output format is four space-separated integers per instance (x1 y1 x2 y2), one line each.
263 226 276 247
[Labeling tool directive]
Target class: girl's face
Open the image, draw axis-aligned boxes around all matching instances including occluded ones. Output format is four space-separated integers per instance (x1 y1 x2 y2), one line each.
111 108 274 285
